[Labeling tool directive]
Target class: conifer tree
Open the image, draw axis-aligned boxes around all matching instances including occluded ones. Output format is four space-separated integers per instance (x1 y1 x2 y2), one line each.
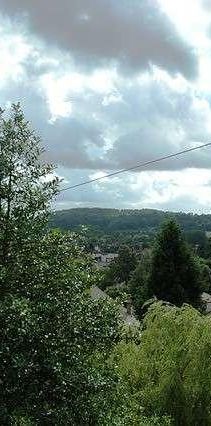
148 219 202 308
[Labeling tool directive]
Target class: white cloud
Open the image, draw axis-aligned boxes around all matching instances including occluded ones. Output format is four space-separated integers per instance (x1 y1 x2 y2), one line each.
159 0 210 48
55 168 211 213
0 21 32 86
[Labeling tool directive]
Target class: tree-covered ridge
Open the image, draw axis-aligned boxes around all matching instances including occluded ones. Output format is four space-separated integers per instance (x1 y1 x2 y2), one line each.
50 207 211 233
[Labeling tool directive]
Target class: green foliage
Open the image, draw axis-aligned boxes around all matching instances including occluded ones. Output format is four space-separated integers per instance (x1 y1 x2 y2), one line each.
129 251 152 318
50 207 211 235
0 218 121 425
185 230 209 257
50 208 211 257
100 245 137 290
140 304 211 425
105 284 128 304
148 219 202 308
0 104 59 296
115 245 137 283
205 238 211 260
197 257 211 293
121 323 142 345
0 105 122 425
3 104 211 425
112 303 211 425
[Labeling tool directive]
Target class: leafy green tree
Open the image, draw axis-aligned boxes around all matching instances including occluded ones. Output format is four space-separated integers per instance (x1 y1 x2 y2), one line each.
116 245 137 283
129 251 152 318
0 230 121 424
0 105 121 424
148 219 202 308
100 245 137 290
0 104 59 296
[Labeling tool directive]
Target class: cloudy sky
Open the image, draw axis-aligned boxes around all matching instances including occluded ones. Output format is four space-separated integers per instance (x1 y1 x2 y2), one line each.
0 0 211 212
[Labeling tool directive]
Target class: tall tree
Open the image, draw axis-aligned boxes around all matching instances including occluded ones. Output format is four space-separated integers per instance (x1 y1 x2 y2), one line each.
148 219 202 308
0 104 58 296
0 105 121 424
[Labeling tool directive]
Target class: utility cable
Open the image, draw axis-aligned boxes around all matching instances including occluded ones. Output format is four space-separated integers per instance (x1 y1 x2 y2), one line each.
59 142 211 192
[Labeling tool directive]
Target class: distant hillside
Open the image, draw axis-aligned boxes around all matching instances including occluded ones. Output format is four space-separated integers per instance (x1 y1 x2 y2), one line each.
50 208 211 233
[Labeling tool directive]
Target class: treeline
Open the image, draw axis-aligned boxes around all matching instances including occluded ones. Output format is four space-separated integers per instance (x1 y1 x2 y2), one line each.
50 207 211 233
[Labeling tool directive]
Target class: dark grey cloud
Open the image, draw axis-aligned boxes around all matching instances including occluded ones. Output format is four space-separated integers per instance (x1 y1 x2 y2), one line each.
0 0 198 79
0 10 209 175
44 117 106 169
106 130 211 172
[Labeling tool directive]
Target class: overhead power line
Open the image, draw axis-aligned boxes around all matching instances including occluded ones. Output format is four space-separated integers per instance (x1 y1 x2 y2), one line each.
59 142 211 193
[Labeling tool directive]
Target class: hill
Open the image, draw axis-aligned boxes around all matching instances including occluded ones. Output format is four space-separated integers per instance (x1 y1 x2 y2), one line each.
50 208 211 233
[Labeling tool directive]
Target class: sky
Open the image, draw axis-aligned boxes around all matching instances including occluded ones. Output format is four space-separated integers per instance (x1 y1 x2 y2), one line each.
0 0 211 213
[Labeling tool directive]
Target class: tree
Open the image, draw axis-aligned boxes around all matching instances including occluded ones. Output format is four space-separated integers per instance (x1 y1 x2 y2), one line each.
100 245 137 290
128 251 152 318
148 219 202 308
185 230 208 257
0 105 121 424
205 238 211 260
0 104 59 296
116 245 137 283
0 230 121 424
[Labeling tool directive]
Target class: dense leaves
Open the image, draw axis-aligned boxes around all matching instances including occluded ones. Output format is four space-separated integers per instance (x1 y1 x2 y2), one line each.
129 251 152 318
100 245 137 290
148 219 202 308
0 231 122 424
112 303 211 425
0 104 59 296
50 207 211 234
0 105 121 424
